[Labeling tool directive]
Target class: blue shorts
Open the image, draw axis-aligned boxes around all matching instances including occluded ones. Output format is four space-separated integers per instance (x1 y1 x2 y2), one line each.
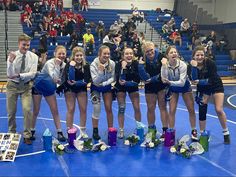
170 80 192 93
91 84 112 93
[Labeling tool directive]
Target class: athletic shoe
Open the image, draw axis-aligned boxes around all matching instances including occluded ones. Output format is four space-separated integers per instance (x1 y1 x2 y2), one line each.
57 132 66 142
191 129 198 141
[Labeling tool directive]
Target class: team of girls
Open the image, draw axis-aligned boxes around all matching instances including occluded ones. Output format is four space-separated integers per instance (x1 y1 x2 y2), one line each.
29 43 230 144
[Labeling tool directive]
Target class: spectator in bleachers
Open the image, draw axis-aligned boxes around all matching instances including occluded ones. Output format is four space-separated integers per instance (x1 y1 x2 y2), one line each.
83 28 94 56
167 17 175 31
139 32 145 45
42 0 49 11
124 17 136 31
131 31 142 58
33 2 41 14
191 21 199 44
38 32 48 54
57 0 63 11
169 29 182 46
217 35 228 53
205 30 216 47
96 20 105 42
162 22 172 35
80 0 88 11
43 13 52 31
131 7 142 23
24 4 32 16
180 18 190 35
110 21 121 34
64 18 76 36
68 31 79 50
9 0 18 11
118 18 125 29
131 3 135 11
49 26 58 45
21 11 32 28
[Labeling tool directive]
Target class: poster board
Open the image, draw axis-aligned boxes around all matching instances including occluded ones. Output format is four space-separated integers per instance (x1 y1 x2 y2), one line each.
0 133 21 162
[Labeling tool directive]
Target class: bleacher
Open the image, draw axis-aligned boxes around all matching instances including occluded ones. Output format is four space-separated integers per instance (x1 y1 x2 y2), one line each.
22 9 134 63
145 10 236 77
20 8 236 77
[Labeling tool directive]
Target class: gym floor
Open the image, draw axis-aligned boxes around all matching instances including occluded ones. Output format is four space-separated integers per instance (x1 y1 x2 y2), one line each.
0 85 235 176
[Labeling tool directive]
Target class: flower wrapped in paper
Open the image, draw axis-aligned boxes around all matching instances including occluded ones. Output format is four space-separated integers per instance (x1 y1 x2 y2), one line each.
91 141 110 152
52 138 65 155
124 134 140 146
140 132 161 149
74 138 93 152
169 135 204 158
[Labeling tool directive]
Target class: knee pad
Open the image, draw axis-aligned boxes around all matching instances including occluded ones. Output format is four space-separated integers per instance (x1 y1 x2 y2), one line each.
118 104 126 115
92 102 101 119
199 104 208 121
91 91 100 104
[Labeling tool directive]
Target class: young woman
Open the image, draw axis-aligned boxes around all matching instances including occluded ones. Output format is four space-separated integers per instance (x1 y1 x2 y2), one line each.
63 47 90 138
190 45 230 144
30 45 67 142
90 45 116 140
138 41 169 139
115 48 141 138
161 46 198 140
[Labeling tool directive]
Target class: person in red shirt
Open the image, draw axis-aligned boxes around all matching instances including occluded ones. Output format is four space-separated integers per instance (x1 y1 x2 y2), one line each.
169 29 182 46
24 4 32 15
81 0 88 11
21 11 32 27
49 27 58 45
57 0 63 11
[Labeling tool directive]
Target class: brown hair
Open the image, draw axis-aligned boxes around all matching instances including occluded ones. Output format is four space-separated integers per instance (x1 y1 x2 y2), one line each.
98 45 112 72
18 34 31 42
192 45 206 58
121 47 135 61
165 45 178 57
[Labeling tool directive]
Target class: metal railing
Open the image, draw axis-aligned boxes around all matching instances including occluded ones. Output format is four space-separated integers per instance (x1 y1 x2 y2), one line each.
4 4 8 60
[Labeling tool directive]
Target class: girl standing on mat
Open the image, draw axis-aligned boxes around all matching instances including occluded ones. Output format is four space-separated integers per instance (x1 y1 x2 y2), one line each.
161 45 198 141
30 45 67 142
62 47 91 138
90 45 116 140
115 47 141 138
138 41 169 139
190 45 230 144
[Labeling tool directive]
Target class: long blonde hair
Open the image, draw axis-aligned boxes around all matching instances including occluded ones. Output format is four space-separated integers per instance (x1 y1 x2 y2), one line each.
70 47 86 68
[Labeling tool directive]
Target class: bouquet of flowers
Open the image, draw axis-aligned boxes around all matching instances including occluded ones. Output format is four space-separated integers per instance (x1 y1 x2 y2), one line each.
124 134 140 146
52 139 65 155
169 135 204 158
74 138 110 152
74 138 93 152
91 141 110 152
140 132 161 148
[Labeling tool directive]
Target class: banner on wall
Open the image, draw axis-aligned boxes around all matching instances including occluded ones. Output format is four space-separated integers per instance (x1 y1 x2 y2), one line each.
0 133 21 162
89 0 101 6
